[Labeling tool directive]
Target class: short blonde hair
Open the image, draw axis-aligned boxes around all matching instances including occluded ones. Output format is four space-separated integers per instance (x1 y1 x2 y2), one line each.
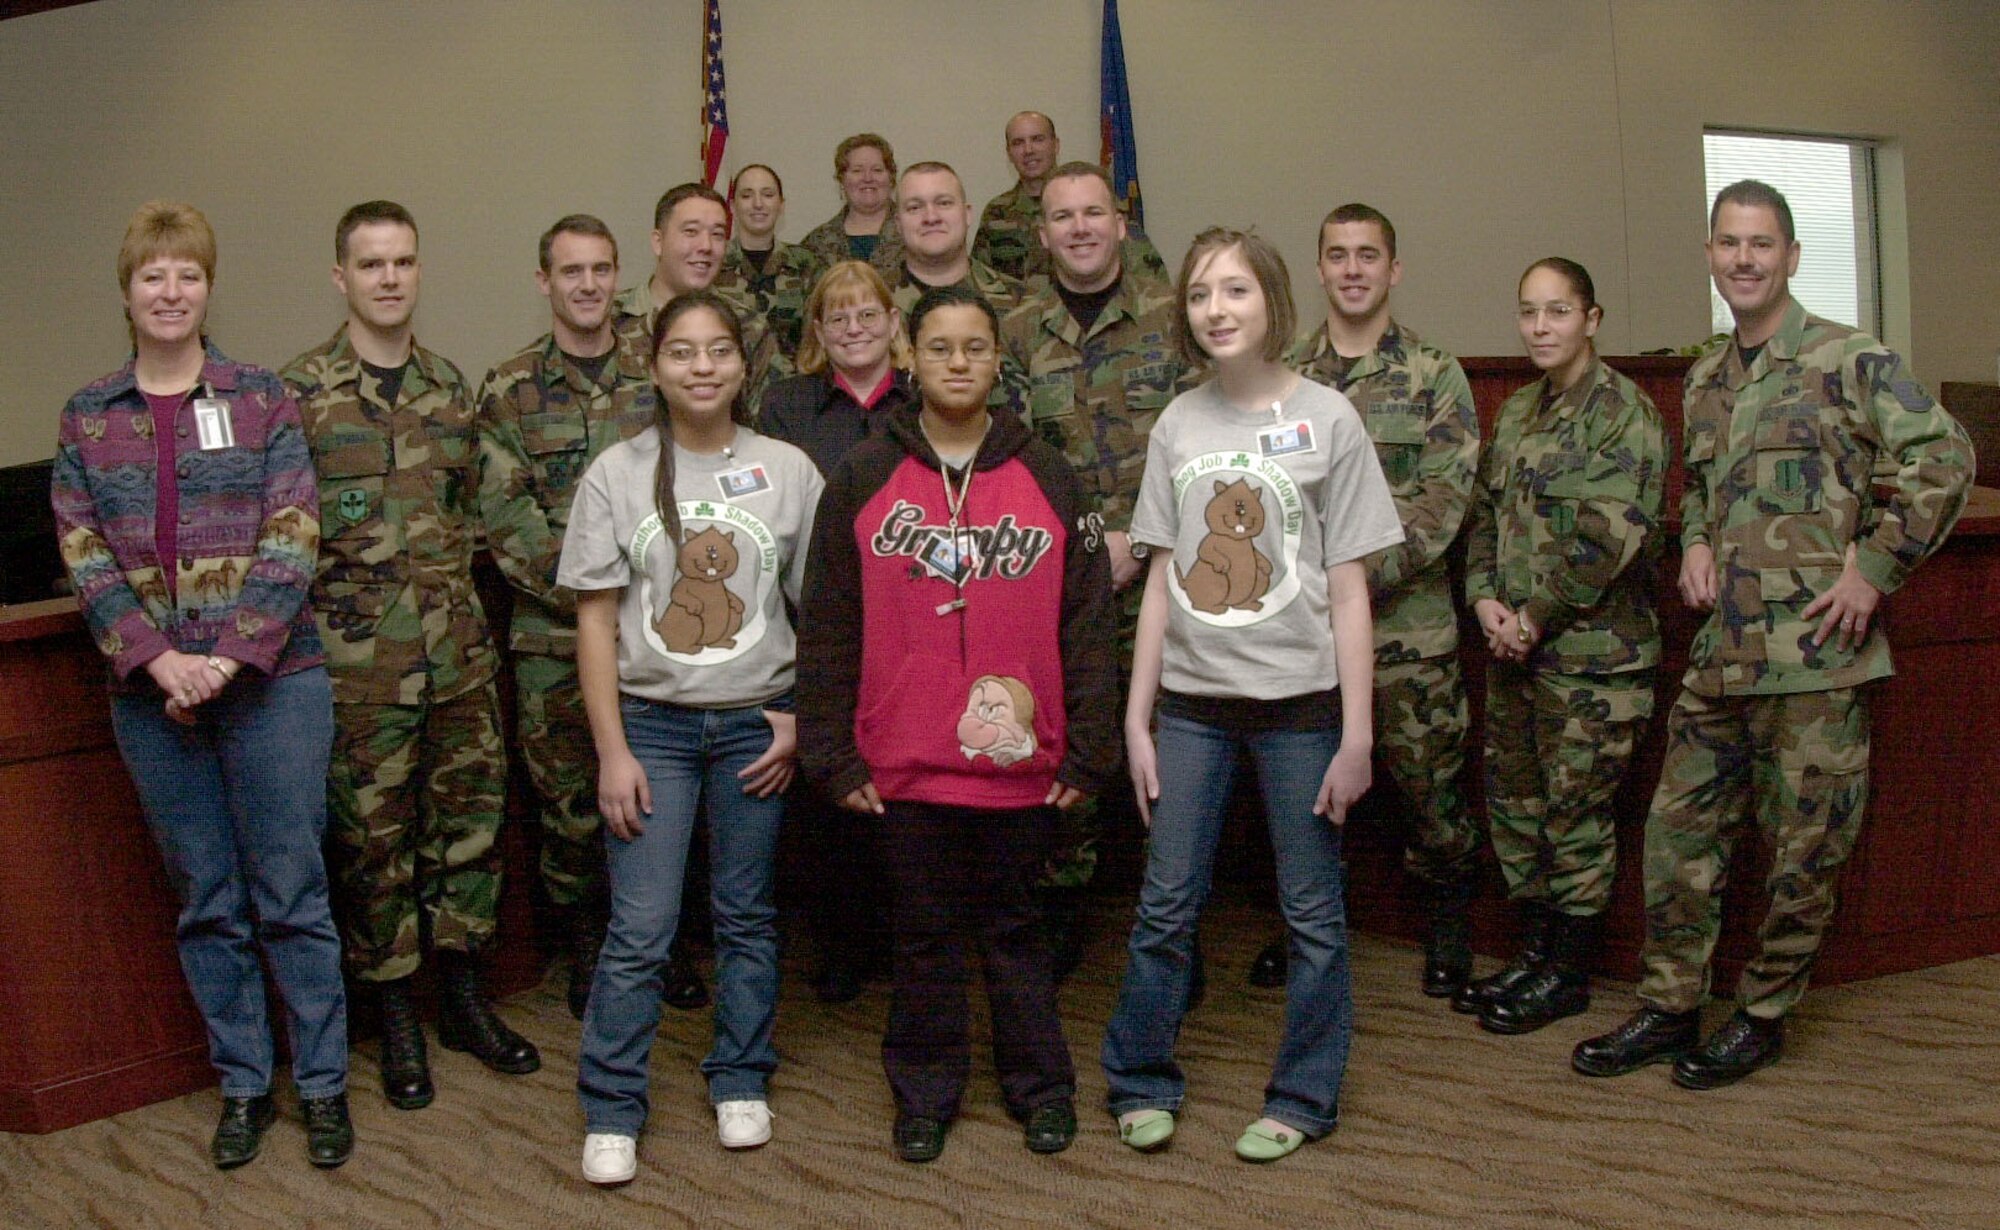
118 201 216 291
796 260 912 375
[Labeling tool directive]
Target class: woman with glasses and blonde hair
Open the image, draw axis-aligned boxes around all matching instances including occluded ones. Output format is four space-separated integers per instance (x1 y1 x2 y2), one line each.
1453 256 1664 1037
758 258 915 1003
51 200 351 1170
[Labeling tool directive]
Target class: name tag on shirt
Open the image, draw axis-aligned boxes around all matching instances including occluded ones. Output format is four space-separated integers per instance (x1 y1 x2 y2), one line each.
1258 421 1314 458
716 464 771 499
193 398 236 450
922 534 979 585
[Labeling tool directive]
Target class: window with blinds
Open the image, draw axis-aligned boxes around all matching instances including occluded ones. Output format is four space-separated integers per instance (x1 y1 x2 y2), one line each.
1704 131 1879 336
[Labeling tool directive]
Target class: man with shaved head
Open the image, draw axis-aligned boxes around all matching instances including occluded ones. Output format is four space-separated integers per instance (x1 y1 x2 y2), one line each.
972 110 1166 283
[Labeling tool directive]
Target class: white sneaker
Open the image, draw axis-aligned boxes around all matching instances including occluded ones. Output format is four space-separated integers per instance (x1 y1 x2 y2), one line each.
581 1132 637 1184
716 1099 772 1149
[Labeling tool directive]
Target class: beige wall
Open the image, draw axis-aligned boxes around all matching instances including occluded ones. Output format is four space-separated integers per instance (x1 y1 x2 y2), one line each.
3 0 1995 465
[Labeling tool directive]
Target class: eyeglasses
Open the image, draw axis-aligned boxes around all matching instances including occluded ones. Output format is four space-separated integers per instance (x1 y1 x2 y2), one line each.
917 339 997 364
659 341 741 365
823 306 887 333
1517 302 1581 323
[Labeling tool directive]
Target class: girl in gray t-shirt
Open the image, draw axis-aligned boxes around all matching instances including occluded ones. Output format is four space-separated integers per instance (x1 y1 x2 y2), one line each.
556 291 821 1185
1102 229 1401 1163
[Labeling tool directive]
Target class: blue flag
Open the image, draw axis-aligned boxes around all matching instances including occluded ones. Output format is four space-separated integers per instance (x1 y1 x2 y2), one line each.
1099 0 1143 228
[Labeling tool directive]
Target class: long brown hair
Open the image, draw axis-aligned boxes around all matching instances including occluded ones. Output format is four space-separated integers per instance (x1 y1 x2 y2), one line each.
649 290 752 545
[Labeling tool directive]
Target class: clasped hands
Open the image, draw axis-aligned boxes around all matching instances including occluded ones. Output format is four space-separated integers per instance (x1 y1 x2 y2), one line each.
146 649 241 724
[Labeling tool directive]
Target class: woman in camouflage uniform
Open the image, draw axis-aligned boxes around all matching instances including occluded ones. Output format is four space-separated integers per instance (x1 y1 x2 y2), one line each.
1458 258 1665 1036
720 165 823 361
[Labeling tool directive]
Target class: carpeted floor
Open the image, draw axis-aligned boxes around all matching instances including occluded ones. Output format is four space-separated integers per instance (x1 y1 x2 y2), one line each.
4 890 1996 1230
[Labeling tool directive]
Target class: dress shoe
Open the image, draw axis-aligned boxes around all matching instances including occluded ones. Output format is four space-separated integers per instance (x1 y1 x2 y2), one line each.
1234 1117 1308 1162
566 903 607 1021
210 1094 276 1170
893 1114 948 1162
1421 881 1475 999
376 977 434 1110
716 1099 772 1149
1247 937 1287 988
1451 902 1553 1015
663 946 711 1011
1573 1007 1700 1076
1023 1100 1077 1154
1117 1109 1175 1152
582 1132 637 1185
1672 1010 1784 1090
302 1092 354 1168
435 951 541 1074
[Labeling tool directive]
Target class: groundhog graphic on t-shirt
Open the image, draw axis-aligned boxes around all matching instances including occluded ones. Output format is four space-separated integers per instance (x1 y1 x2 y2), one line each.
957 675 1037 768
658 525 745 653
1176 477 1273 614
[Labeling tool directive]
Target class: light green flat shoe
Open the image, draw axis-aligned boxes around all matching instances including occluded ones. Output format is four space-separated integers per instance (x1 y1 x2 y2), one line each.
1117 1109 1175 1152
1234 1119 1307 1162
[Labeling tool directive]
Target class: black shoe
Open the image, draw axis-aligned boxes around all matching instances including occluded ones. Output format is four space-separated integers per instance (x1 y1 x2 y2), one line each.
1672 1011 1784 1090
1023 1100 1077 1154
1478 964 1591 1034
1421 882 1475 998
893 1114 948 1163
210 1094 276 1170
1572 1007 1701 1077
1451 903 1555 1014
566 904 607 1021
377 977 434 1110
1247 937 1287 988
435 952 541 1075
662 946 710 1011
302 1093 354 1168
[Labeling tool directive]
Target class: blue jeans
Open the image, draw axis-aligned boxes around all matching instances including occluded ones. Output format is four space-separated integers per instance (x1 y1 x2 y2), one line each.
1101 712 1353 1137
577 697 785 1134
110 667 347 1100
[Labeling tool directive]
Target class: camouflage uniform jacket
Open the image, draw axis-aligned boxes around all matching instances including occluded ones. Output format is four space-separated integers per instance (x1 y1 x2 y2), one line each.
715 240 824 360
885 257 1030 320
611 279 791 408
800 207 904 275
52 344 323 684
1679 297 1973 697
1286 319 1479 660
476 316 657 658
1465 356 1665 676
971 181 1171 282
998 270 1184 531
281 327 496 706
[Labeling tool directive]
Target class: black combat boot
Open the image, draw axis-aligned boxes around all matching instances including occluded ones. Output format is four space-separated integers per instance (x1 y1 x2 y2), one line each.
435 950 541 1074
1671 1010 1784 1090
566 899 609 1021
1420 877 1476 998
1479 911 1597 1035
376 975 434 1110
301 1091 355 1168
209 1093 276 1169
1451 901 1553 1014
1572 1006 1701 1077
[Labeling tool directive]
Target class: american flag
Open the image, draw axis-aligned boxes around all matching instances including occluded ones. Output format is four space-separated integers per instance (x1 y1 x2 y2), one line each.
700 0 728 188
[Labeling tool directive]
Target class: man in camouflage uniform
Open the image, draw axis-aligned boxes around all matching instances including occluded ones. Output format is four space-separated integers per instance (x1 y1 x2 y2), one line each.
283 201 538 1112
1245 204 1485 998
883 161 1031 323
997 161 1186 974
715 239 821 362
971 111 1169 284
477 215 656 1020
1574 180 1973 1089
613 183 790 408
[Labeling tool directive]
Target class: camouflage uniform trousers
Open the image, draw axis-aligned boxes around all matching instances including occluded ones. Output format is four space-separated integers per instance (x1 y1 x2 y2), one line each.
512 652 603 910
1482 661 1656 916
1636 684 1869 1019
328 682 507 981
1037 580 1145 889
1373 653 1480 886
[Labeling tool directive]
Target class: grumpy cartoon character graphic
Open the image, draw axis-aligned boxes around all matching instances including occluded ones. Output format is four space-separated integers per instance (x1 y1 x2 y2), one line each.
957 675 1038 768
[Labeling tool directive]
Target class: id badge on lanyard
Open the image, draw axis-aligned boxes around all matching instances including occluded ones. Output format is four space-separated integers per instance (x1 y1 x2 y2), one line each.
192 383 235 450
